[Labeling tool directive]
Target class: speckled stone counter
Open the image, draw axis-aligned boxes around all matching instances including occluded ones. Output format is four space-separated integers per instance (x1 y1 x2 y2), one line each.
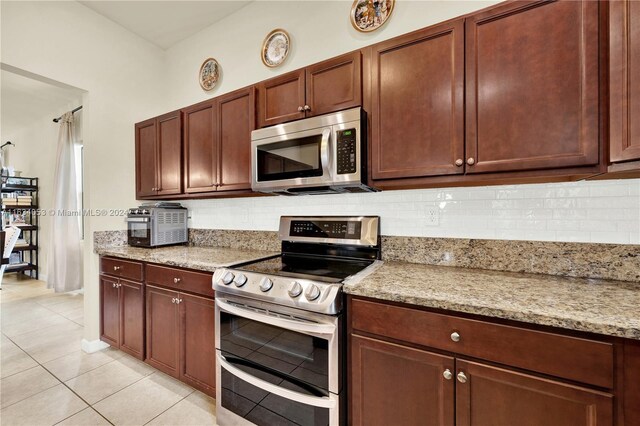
344 261 640 340
95 245 277 273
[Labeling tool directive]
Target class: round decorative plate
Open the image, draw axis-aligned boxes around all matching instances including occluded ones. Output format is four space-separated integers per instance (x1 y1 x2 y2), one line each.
199 58 220 91
262 29 291 68
350 0 395 33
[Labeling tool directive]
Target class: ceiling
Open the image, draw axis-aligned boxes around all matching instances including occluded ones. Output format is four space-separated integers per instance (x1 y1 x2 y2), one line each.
1 70 84 138
79 1 252 50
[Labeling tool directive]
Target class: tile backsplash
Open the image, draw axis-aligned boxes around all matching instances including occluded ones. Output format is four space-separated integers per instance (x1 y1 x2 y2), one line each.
182 179 640 244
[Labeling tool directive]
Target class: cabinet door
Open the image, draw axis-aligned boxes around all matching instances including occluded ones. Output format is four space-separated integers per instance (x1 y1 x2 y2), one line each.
456 359 613 426
306 51 361 117
351 334 454 426
119 279 144 360
465 0 599 173
257 69 305 128
145 285 180 377
183 100 217 193
100 275 120 347
179 293 216 397
610 0 640 163
370 19 465 180
135 118 157 198
217 87 255 192
156 111 183 196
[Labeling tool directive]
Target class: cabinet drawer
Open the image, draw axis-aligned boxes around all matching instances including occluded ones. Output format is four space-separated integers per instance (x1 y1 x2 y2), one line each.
351 298 614 388
100 257 144 282
146 264 214 298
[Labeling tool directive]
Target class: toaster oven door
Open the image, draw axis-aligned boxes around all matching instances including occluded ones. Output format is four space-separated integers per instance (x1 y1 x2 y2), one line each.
126 217 151 247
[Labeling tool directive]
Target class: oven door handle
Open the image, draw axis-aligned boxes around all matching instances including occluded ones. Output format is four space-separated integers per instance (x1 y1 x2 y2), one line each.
125 217 150 223
320 128 332 178
218 354 336 409
216 298 336 337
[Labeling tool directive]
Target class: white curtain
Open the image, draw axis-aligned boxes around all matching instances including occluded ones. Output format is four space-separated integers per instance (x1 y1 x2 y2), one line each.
47 111 82 292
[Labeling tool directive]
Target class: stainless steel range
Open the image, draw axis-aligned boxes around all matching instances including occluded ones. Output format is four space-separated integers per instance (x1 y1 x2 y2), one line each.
213 216 381 426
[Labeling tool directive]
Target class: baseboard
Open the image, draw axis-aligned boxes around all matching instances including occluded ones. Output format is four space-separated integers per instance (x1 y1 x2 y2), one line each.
81 338 110 353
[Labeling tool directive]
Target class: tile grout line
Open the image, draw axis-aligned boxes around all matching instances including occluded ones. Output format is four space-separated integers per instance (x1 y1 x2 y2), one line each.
141 389 196 426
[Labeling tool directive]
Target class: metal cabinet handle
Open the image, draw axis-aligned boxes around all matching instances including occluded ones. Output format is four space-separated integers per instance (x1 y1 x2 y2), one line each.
172 298 176 304
443 369 452 380
173 278 181 284
450 331 461 342
457 372 468 383
112 283 117 288
467 157 475 166
455 159 463 167
178 299 183 304
297 106 304 112
304 105 311 111
113 266 121 271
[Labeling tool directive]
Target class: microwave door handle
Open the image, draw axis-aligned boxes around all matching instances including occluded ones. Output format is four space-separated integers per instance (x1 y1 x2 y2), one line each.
216 298 336 337
320 128 332 177
218 354 336 409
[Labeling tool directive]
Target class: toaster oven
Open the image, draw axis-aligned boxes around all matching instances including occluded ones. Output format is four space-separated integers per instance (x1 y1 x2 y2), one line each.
126 203 188 247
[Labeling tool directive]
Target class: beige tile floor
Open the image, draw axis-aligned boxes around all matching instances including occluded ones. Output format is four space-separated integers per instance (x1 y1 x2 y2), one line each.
0 274 217 425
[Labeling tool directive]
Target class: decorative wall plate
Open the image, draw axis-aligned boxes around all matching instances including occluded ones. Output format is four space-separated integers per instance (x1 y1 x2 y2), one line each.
261 29 291 68
350 0 395 33
199 58 220 91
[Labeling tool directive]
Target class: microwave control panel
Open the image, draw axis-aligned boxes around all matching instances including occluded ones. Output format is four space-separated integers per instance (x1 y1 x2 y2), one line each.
337 128 357 175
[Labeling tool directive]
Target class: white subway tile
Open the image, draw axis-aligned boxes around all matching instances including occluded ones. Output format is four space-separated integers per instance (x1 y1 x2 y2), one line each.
590 231 630 244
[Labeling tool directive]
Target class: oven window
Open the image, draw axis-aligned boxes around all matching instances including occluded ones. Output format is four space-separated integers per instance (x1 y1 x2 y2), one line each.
221 368 330 426
128 222 150 239
219 311 329 392
257 135 323 182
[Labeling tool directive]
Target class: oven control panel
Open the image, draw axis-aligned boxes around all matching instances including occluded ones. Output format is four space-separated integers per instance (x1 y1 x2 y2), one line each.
213 268 343 315
290 220 362 240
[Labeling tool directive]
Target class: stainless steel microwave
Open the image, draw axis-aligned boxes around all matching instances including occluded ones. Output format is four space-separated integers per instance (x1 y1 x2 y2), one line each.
251 107 375 195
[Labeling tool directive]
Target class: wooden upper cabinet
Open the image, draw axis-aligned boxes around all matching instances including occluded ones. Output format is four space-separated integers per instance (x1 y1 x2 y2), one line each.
306 51 362 117
156 111 182 196
351 334 455 426
370 19 465 180
135 118 157 198
465 0 600 174
455 359 613 426
183 100 217 193
257 69 306 128
217 87 255 192
610 0 640 163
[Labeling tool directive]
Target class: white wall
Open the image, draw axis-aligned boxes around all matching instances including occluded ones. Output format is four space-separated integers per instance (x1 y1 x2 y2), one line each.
1 1 167 343
164 0 500 109
183 179 640 244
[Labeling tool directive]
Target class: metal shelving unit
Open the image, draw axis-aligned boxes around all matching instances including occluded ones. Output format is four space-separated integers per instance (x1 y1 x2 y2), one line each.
2 177 38 279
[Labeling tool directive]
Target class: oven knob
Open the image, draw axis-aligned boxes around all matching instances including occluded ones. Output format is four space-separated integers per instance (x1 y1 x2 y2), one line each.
234 274 248 287
305 284 321 301
259 277 273 292
288 281 302 298
135 209 140 214
221 272 235 285
142 209 149 214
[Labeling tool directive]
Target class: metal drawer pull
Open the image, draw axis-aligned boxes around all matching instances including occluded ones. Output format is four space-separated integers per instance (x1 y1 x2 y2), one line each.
450 331 461 342
177 299 183 304
443 369 452 380
457 372 468 383
172 298 176 304
113 266 121 271
112 283 117 288
173 278 181 284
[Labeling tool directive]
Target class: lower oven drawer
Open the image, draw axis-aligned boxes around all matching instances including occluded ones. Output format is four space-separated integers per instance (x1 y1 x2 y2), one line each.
217 354 340 426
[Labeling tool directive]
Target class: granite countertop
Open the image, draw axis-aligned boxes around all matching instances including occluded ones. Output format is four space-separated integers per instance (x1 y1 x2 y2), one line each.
344 261 640 340
95 245 278 272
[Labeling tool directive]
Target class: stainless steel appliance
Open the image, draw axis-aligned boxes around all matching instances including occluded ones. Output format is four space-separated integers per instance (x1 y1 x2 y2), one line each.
126 202 188 247
213 216 381 426
251 108 375 195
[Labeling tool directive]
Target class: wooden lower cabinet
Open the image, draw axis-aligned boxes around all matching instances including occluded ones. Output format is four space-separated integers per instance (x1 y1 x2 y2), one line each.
145 285 180 376
99 274 144 359
351 334 455 426
145 285 216 397
456 359 613 426
179 293 216 396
